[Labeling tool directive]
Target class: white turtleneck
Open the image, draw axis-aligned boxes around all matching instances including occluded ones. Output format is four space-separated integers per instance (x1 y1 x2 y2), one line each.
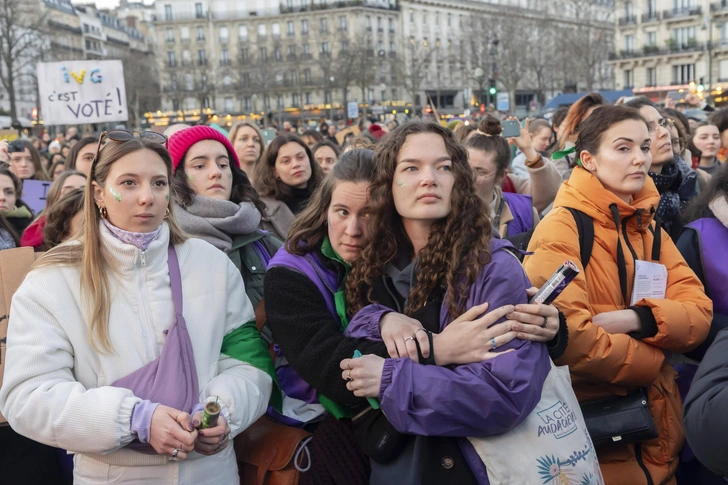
0 222 271 468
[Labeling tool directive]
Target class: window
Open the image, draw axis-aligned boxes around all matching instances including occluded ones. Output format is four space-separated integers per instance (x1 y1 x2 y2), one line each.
265 95 271 109
423 12 427 24
341 40 349 51
447 13 451 27
303 43 310 54
339 16 347 31
195 2 203 18
409 11 414 23
304 68 311 84
240 47 249 61
221 49 229 64
275 47 282 61
288 20 295 36
391 87 398 100
258 24 266 39
320 18 328 33
277 95 283 108
647 31 657 45
288 45 296 57
276 73 284 84
167 51 176 66
164 4 172 21
305 92 311 104
377 40 384 52
381 89 387 101
241 73 250 87
220 26 228 43
272 23 280 38
302 19 309 35
623 69 633 88
244 96 251 111
367 88 374 101
389 18 394 33
197 26 205 41
225 97 233 112
184 73 193 90
624 1 633 17
647 0 657 16
182 49 191 65
366 16 371 30
435 12 439 26
673 27 696 48
324 92 331 104
292 93 299 107
646 67 657 86
625 35 634 53
673 0 696 10
672 63 696 83
239 25 248 41
166 28 174 42
321 42 329 52
377 16 383 31
291 71 298 85
259 47 267 61
198 50 206 65
720 59 728 81
389 40 394 52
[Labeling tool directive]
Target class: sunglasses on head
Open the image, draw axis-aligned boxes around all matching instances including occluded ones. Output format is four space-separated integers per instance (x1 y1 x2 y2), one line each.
91 129 167 169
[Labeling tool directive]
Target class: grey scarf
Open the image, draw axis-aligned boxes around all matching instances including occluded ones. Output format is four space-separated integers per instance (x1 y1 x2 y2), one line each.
709 195 728 229
174 196 261 253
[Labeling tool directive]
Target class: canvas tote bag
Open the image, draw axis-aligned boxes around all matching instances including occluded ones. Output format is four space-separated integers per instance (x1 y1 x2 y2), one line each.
468 360 605 485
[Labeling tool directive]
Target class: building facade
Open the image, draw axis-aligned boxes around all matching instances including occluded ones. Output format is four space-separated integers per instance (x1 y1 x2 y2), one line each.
611 0 728 103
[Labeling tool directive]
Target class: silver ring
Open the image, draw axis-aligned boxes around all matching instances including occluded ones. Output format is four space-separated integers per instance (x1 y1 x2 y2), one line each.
405 336 415 342
490 337 497 350
541 316 548 329
171 448 180 459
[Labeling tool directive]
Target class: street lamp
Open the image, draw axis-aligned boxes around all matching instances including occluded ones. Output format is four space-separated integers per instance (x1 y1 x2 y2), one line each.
329 76 335 120
703 15 724 93
474 67 485 107
490 35 500 109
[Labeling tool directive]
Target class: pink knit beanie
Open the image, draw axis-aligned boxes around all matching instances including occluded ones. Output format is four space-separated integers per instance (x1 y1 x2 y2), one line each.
167 125 240 172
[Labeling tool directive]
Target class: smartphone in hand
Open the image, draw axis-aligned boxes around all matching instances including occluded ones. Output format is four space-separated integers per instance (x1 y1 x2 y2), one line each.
501 120 521 138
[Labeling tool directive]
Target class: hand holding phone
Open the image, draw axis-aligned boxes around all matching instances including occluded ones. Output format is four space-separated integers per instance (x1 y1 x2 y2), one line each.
501 120 521 138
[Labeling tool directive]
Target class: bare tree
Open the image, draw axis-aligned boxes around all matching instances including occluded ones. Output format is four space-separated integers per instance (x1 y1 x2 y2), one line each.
561 0 614 91
121 53 160 127
397 36 436 116
488 15 530 114
0 0 46 120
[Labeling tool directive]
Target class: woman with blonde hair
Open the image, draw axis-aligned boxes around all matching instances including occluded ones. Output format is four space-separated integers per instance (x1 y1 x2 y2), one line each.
228 121 264 182
0 130 274 484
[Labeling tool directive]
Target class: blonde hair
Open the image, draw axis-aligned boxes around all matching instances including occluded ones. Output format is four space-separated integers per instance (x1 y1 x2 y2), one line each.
34 139 187 353
229 122 264 160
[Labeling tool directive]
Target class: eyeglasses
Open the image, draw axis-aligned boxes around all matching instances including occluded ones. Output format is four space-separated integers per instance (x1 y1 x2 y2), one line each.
648 118 674 132
91 130 168 171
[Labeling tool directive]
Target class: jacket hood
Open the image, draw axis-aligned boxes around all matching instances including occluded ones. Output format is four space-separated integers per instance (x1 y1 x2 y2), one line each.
554 167 661 229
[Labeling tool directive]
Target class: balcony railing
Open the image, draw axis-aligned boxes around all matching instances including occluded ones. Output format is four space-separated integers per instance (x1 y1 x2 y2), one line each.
641 11 660 22
167 60 177 67
663 6 702 19
711 0 728 13
220 59 231 66
197 59 208 66
618 15 637 26
666 40 704 53
279 0 399 13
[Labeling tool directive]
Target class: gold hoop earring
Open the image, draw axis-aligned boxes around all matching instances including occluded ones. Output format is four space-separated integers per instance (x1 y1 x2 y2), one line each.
165 207 170 218
98 205 107 219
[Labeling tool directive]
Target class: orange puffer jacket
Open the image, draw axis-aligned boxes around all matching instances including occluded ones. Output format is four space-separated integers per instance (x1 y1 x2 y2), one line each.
524 167 712 485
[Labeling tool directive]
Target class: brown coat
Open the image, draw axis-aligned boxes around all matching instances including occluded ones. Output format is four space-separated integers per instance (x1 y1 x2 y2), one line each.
524 167 712 485
259 197 295 243
509 156 563 213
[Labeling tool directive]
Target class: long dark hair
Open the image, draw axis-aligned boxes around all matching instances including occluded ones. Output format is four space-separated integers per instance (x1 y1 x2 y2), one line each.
42 188 85 249
0 213 19 246
254 134 324 200
0 166 32 215
11 141 49 181
345 121 493 319
65 136 98 171
286 149 375 255
172 149 267 216
684 162 728 223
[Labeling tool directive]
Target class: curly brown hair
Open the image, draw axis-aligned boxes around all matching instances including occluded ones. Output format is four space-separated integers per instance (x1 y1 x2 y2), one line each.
42 187 84 249
345 121 493 319
253 134 324 200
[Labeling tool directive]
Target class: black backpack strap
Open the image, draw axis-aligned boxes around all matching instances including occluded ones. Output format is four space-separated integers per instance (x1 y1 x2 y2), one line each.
564 207 594 270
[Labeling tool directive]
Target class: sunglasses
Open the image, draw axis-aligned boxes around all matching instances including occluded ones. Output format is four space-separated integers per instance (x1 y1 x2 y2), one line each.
91 130 167 170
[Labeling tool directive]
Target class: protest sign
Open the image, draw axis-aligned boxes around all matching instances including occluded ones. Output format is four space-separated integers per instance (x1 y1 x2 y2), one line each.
37 60 128 126
347 102 359 119
335 126 360 145
22 179 52 215
497 92 510 112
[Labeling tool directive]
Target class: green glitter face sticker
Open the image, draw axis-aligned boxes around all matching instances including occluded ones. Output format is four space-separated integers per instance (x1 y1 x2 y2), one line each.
187 173 195 181
396 181 408 188
109 186 122 202
165 194 169 201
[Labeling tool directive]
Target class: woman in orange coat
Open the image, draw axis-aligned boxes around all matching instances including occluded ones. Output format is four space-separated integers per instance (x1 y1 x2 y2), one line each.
524 105 712 485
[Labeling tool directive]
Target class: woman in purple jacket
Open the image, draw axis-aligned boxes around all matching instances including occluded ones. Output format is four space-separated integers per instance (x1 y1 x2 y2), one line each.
341 121 553 484
264 148 564 485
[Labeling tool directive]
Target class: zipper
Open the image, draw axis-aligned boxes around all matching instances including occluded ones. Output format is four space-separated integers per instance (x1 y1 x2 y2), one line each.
634 442 654 485
136 250 157 360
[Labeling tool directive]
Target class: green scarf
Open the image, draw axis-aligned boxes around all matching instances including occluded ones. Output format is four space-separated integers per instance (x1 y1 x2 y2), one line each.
317 237 357 419
1 205 33 220
551 146 582 167
221 321 283 412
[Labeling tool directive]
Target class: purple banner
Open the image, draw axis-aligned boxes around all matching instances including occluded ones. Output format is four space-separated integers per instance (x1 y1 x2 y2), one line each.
22 179 52 215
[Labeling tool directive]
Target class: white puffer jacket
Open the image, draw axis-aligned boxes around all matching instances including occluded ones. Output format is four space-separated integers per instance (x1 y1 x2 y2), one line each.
0 222 272 468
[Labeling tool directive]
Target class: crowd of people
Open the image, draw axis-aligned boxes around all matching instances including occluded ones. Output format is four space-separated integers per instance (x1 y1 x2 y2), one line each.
0 91 726 485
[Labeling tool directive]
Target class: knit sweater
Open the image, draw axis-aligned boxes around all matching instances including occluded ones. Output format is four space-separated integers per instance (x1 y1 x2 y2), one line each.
0 222 272 468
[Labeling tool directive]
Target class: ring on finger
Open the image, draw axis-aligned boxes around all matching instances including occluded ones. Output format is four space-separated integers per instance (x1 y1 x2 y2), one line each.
175 411 182 421
541 316 548 329
405 336 415 342
346 370 352 381
215 444 222 453
490 337 497 350
171 448 181 460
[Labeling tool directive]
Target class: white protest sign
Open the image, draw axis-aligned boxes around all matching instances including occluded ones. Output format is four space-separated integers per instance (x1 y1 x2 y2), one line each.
37 60 128 126
347 101 359 119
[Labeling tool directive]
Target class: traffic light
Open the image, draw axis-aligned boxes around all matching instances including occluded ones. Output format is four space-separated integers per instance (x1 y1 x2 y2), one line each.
488 79 497 96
